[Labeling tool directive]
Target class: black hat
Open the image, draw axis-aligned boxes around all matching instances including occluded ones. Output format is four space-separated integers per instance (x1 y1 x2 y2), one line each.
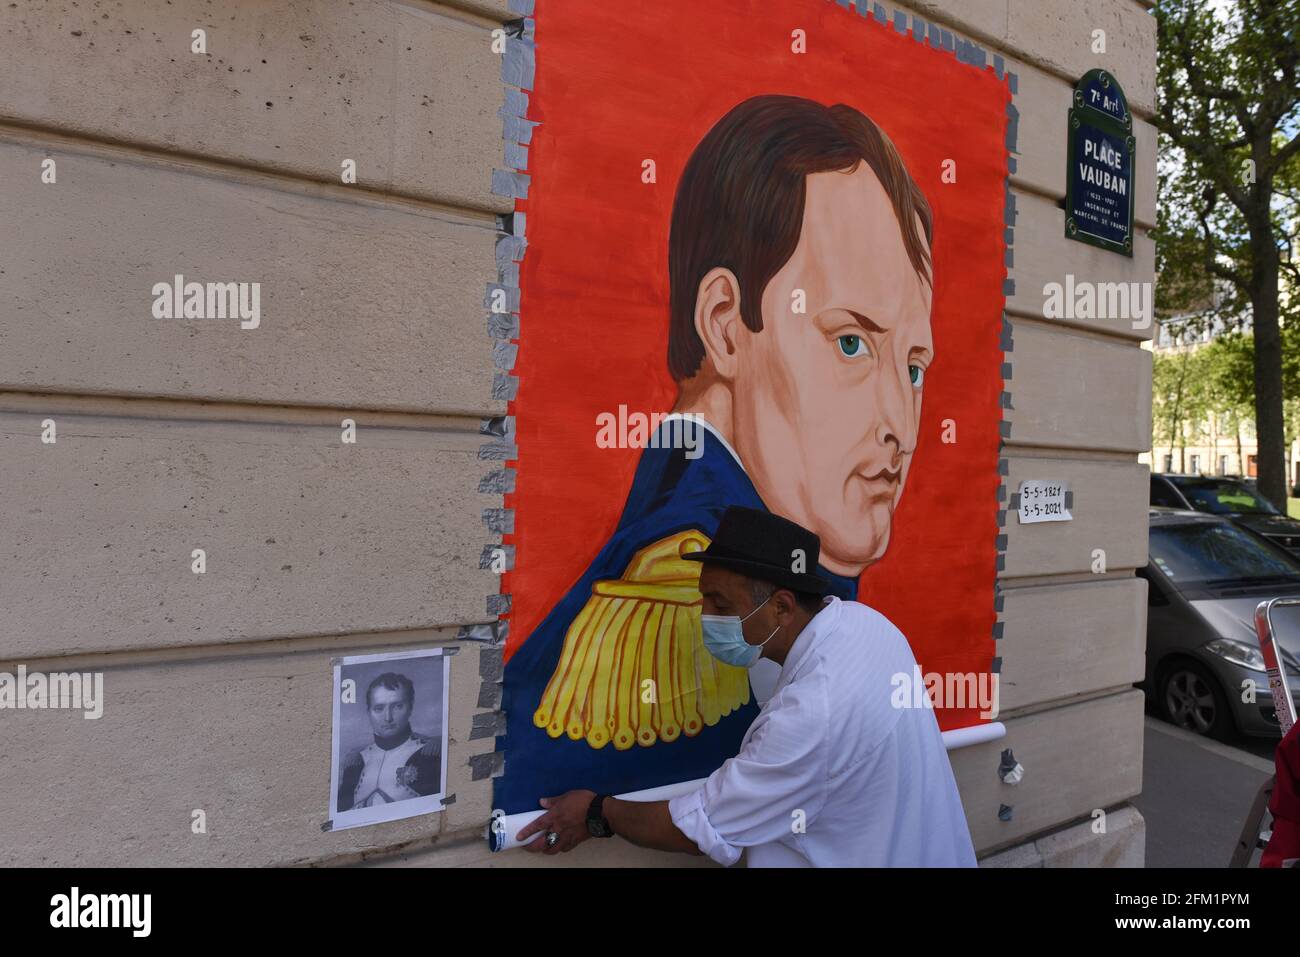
683 506 829 594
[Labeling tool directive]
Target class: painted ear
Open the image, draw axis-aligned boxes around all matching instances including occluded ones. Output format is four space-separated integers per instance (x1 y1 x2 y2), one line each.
693 267 743 379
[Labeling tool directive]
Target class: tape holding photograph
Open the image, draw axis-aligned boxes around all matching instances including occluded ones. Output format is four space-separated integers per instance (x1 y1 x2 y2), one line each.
326 648 451 832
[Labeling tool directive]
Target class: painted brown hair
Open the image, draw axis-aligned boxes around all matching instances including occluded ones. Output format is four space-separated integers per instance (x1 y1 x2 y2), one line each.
667 94 933 382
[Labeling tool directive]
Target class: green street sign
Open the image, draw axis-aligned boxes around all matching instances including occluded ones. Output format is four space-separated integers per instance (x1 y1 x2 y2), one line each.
1065 69 1136 257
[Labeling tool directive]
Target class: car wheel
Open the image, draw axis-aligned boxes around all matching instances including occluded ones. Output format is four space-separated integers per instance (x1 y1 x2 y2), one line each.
1160 661 1234 741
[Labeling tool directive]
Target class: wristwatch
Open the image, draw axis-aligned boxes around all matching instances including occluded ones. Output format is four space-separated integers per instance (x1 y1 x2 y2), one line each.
586 794 615 838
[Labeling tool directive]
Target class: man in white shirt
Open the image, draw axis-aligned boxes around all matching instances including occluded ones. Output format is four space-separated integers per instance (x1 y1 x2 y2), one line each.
518 506 977 867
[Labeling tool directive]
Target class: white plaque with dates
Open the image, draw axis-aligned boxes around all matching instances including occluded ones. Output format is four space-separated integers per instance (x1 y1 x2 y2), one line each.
1017 480 1072 524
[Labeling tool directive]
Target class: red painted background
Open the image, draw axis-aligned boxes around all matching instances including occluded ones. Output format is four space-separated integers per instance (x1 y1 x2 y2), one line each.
502 0 1009 732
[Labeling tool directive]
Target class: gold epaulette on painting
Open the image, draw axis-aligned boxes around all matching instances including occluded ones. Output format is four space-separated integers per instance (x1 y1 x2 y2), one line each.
532 529 751 750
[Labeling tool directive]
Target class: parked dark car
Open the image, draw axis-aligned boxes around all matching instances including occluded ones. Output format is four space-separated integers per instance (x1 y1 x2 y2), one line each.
1142 508 1300 740
1149 473 1300 556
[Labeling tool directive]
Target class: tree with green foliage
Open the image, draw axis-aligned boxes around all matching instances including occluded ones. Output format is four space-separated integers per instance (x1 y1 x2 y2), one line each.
1155 0 1300 506
1202 330 1260 470
1153 346 1212 471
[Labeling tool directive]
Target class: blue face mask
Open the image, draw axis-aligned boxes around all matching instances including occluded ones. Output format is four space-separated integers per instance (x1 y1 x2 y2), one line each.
701 596 779 669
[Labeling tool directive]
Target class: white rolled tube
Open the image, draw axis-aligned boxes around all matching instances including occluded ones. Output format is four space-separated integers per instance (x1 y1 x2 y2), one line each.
942 721 1006 751
489 777 707 852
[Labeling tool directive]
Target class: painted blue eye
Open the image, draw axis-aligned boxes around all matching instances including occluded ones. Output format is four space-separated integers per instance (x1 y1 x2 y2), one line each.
837 334 868 358
909 364 925 387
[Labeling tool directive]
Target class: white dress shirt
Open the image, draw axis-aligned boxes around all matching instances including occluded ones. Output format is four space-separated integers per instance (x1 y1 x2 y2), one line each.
668 596 977 867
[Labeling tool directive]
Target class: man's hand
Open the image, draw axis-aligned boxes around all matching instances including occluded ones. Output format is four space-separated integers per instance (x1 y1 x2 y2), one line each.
516 789 596 855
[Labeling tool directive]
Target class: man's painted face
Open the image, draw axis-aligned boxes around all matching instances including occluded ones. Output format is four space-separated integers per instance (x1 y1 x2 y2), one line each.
368 686 412 739
730 165 933 575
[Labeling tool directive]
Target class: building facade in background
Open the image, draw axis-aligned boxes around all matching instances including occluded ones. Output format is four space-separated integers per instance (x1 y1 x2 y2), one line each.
1144 314 1261 480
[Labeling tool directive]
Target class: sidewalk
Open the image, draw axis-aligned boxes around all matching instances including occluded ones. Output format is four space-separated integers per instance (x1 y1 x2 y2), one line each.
1132 716 1274 867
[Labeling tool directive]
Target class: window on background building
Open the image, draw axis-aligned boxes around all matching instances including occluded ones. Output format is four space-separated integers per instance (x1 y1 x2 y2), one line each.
1163 454 1174 472
1248 455 1258 477
1219 455 1229 475
1190 454 1201 473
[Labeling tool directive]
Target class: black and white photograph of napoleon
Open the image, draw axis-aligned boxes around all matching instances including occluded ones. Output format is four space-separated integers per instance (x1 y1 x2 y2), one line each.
329 649 450 830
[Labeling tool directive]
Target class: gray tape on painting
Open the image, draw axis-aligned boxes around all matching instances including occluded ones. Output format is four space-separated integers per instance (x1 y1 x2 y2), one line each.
491 169 531 200
457 623 497 642
485 283 522 315
502 37 536 91
470 712 509 740
488 312 520 340
478 440 517 462
480 645 505 681
505 141 529 172
482 508 515 535
501 88 529 118
478 544 515 572
477 680 502 710
479 468 517 495
469 751 505 781
493 340 519 372
502 114 537 147
492 373 519 402
496 234 526 270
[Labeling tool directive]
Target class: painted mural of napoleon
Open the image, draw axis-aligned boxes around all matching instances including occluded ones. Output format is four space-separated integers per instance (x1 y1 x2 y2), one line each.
497 94 935 813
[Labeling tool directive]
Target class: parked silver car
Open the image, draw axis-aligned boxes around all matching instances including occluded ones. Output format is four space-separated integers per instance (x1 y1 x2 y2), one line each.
1142 507 1300 739
1149 473 1300 556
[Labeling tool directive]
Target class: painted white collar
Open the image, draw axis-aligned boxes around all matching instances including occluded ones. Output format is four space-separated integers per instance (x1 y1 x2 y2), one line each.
653 412 745 471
